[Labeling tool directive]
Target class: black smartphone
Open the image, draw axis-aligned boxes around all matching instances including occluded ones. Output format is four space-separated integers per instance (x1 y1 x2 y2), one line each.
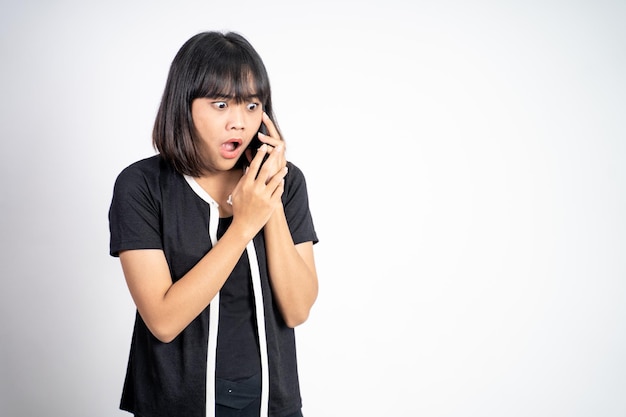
248 122 270 167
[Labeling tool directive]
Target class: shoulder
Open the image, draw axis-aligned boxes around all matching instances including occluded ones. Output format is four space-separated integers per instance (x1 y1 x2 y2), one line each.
115 155 162 182
114 155 177 191
281 161 318 243
285 161 308 187
283 161 312 202
111 155 183 210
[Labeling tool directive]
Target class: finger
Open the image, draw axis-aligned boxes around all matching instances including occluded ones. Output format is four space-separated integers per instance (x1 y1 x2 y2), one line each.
258 144 286 182
270 177 285 204
257 132 283 150
256 131 278 147
263 142 285 164
245 144 270 180
266 166 288 195
260 112 283 143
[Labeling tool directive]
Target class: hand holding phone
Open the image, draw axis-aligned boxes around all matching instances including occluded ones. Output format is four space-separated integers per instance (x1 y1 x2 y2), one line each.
246 112 286 182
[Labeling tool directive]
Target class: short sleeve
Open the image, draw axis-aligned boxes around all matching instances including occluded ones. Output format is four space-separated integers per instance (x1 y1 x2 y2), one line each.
109 159 163 257
282 162 318 246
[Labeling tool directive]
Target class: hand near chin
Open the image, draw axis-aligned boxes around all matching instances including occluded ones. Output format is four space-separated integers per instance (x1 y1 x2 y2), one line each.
230 143 288 237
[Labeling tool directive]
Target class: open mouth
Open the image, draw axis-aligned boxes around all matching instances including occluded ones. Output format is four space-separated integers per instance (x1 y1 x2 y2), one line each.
223 141 241 151
220 139 244 159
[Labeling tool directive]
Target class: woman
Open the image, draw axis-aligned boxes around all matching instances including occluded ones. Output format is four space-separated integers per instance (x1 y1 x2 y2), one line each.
109 31 319 417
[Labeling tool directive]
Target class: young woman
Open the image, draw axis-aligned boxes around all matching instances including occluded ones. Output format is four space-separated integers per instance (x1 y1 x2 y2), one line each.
109 31 319 417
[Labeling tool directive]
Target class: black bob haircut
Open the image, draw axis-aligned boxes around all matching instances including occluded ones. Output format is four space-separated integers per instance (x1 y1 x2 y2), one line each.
153 31 281 177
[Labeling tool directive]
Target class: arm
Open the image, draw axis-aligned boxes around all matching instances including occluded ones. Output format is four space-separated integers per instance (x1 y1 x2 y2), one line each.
119 222 250 343
253 112 319 327
264 207 318 328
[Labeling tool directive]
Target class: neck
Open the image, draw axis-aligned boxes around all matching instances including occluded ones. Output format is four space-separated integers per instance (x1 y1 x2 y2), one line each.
194 169 242 215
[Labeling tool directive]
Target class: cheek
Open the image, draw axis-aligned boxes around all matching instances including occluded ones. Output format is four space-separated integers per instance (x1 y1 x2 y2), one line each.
249 114 263 132
195 112 224 136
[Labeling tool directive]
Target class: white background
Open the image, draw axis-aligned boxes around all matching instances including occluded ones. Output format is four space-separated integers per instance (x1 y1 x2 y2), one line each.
1 0 625 416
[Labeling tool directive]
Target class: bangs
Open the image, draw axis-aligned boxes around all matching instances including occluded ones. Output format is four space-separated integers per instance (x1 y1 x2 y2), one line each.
202 68 266 102
192 49 270 103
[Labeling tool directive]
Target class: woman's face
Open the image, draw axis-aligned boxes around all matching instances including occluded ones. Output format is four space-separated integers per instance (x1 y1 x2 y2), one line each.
191 95 263 171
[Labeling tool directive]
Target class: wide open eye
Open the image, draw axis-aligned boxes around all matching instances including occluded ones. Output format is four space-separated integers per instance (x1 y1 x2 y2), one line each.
212 101 228 109
247 102 260 111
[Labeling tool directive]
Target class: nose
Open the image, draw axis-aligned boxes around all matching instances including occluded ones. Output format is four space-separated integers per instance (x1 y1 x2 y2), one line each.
227 105 245 130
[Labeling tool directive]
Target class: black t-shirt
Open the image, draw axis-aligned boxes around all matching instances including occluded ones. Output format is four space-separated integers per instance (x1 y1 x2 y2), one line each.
109 155 318 417
215 216 260 381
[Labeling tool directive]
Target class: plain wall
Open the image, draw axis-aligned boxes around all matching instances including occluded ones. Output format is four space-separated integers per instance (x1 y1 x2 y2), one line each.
1 0 625 416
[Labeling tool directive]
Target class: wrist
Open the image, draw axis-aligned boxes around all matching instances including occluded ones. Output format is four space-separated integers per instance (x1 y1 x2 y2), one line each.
227 219 258 244
267 203 286 225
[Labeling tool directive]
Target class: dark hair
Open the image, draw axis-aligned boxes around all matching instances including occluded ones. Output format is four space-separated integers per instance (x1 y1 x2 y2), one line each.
153 31 280 176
